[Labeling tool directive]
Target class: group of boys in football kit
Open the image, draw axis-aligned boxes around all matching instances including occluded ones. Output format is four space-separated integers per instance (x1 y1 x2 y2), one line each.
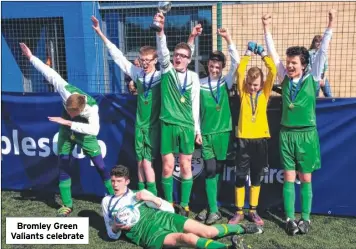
19 7 336 249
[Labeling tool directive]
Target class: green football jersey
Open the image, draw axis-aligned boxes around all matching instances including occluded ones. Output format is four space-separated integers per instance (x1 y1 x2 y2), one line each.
64 84 97 107
281 74 317 127
200 78 232 135
135 74 161 129
160 67 197 128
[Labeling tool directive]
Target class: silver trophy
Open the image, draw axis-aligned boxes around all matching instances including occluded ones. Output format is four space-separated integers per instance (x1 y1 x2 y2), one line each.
150 1 172 32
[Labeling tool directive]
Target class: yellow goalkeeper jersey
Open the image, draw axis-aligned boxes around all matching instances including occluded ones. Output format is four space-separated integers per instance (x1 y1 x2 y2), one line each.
236 55 276 139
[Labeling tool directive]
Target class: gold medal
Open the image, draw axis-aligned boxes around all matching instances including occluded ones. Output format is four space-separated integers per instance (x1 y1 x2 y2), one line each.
144 100 149 105
216 105 221 111
251 116 256 123
289 103 295 109
180 96 185 103
70 134 75 140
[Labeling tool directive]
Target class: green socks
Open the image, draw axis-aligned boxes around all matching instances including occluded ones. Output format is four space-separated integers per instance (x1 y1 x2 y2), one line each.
213 224 244 238
162 176 173 203
180 177 193 208
301 182 313 221
206 177 218 213
59 178 72 208
196 238 229 249
146 182 157 196
138 181 145 191
283 181 295 220
104 179 114 195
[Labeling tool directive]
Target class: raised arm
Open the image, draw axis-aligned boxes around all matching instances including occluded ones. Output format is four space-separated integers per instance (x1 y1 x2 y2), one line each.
217 28 240 89
91 16 140 79
154 13 171 72
236 55 250 96
136 190 174 213
311 9 336 81
262 14 286 82
20 43 70 99
187 23 203 56
262 56 277 99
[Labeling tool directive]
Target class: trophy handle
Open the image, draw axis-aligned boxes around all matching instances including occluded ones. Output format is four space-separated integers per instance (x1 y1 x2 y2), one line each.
150 22 162 32
151 10 163 32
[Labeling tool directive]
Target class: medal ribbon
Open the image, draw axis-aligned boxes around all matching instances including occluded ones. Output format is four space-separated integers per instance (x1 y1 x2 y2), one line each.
250 91 262 116
208 75 222 105
174 70 188 97
143 70 156 99
108 188 129 219
289 75 304 102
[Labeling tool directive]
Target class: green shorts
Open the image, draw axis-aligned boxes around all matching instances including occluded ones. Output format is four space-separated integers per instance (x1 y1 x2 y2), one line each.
126 211 187 249
135 125 160 162
161 122 195 155
279 126 321 173
57 125 101 157
202 132 230 160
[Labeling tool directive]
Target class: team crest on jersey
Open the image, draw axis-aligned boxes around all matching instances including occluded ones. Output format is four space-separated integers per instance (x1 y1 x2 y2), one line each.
173 149 203 181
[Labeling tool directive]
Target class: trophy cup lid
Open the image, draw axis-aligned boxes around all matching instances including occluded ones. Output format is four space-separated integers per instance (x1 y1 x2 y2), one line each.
158 2 172 13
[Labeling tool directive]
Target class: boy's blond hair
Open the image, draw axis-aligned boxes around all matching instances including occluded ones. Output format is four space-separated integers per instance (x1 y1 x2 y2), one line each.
246 67 264 87
139 46 157 59
65 94 86 113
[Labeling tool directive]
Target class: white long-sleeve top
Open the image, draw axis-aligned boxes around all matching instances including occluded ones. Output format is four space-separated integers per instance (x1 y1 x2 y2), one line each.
29 56 100 136
105 41 161 86
265 28 332 83
156 34 201 135
101 189 174 240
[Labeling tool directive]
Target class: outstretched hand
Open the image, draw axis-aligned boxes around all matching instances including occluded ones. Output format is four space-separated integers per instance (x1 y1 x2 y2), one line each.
191 24 203 37
261 13 272 26
153 12 165 32
217 28 230 39
328 9 337 22
91 16 102 34
19 43 33 59
135 189 155 202
195 134 202 145
48 117 71 126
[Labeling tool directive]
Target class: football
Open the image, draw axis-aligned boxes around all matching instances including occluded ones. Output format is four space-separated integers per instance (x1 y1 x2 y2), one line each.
115 204 141 227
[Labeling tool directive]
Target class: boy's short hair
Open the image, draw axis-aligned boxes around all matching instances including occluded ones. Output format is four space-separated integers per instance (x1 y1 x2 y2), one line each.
208 51 226 68
246 67 264 87
111 165 130 179
174 42 192 58
286 46 310 68
66 94 86 113
139 46 157 59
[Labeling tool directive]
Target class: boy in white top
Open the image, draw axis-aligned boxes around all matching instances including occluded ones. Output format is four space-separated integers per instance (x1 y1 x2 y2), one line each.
20 42 114 217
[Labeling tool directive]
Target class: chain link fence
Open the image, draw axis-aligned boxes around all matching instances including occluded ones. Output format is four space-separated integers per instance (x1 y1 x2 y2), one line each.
2 1 355 97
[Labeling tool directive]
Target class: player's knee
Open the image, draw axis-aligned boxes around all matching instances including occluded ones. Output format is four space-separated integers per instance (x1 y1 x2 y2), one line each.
142 161 153 171
250 173 262 186
204 159 216 178
181 233 196 245
162 166 174 177
200 227 216 238
162 159 174 174
216 160 225 174
179 160 192 175
235 175 247 188
179 157 192 167
58 155 70 166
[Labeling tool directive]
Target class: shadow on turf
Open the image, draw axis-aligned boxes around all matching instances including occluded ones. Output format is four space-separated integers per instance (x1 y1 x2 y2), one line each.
10 189 103 210
77 210 136 245
11 189 60 209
